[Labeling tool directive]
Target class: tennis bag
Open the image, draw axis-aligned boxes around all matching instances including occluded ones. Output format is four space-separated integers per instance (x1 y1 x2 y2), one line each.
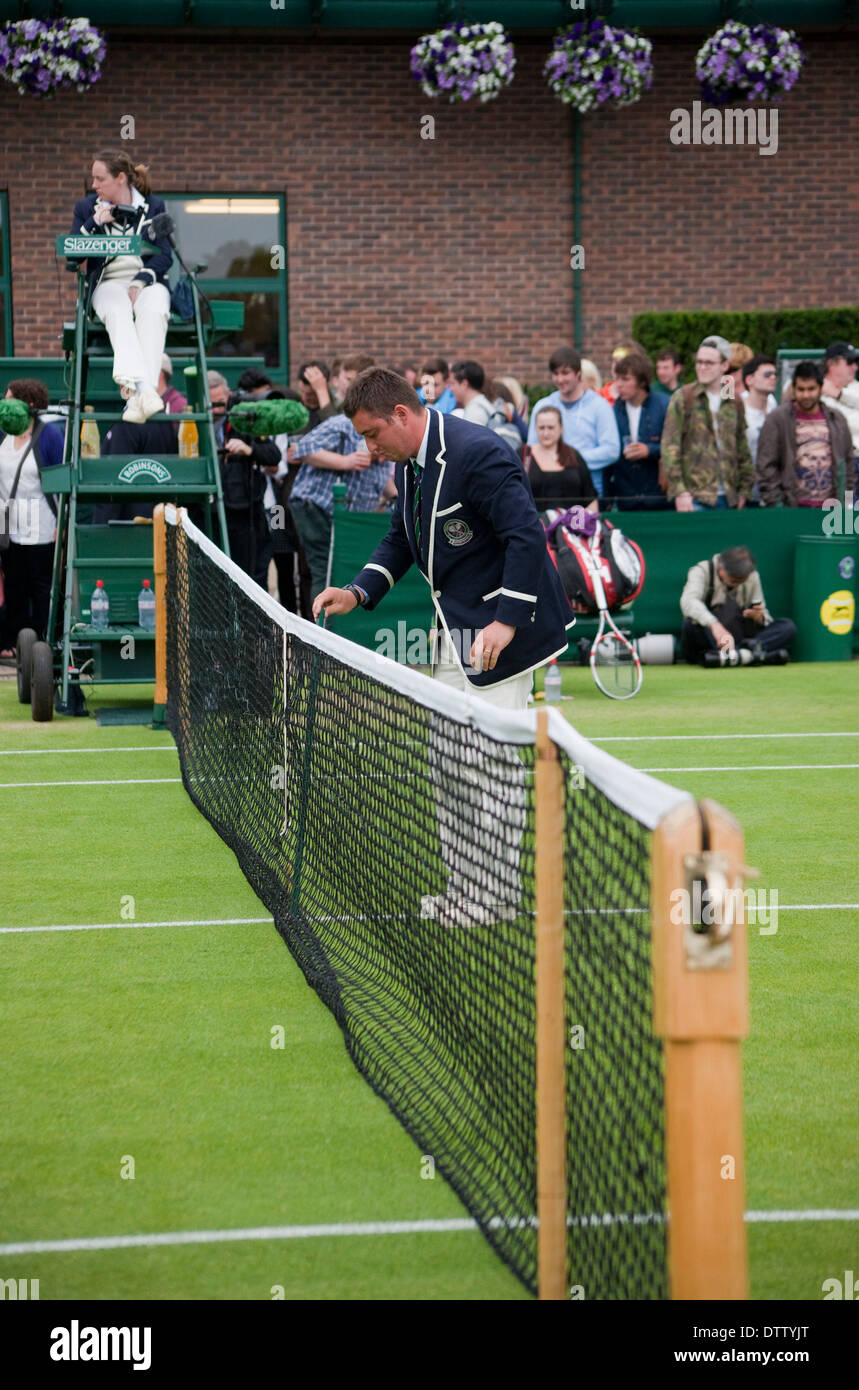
544 509 645 615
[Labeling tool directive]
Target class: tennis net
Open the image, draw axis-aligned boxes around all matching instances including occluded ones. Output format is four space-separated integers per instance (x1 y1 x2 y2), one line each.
162 506 693 1299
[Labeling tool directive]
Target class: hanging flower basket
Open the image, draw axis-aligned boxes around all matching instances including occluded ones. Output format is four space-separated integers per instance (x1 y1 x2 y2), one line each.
696 21 805 105
544 18 653 114
0 17 106 97
410 21 515 105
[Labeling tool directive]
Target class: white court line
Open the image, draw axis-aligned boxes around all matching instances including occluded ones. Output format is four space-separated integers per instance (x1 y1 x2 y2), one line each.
0 746 176 756
0 777 182 788
0 917 272 935
594 732 859 742
1 1209 856 1257
2 734 848 758
7 764 859 789
4 904 858 936
639 764 859 773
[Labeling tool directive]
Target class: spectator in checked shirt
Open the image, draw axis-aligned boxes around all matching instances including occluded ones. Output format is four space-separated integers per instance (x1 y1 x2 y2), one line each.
288 413 393 600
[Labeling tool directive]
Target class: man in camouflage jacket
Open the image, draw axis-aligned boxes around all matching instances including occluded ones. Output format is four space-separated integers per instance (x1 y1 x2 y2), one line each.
660 335 755 510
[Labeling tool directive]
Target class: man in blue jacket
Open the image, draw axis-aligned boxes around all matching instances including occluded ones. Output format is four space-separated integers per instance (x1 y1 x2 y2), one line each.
313 367 573 926
607 350 669 510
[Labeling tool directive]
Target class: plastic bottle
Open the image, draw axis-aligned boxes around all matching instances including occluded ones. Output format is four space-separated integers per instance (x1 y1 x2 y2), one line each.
80 405 100 458
91 579 110 629
544 659 562 703
178 414 199 458
138 579 156 630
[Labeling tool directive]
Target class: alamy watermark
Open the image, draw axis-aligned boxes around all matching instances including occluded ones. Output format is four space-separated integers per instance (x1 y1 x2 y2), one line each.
0 498 42 542
670 883 778 935
822 492 859 536
670 100 778 158
1 1277 39 1299
822 1269 858 1299
50 1322 151 1370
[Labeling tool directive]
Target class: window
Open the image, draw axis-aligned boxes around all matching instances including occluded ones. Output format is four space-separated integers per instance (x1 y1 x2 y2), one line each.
161 194 287 369
0 193 12 356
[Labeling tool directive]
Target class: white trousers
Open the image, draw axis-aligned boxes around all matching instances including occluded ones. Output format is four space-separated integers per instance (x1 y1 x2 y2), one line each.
91 276 170 391
430 630 531 903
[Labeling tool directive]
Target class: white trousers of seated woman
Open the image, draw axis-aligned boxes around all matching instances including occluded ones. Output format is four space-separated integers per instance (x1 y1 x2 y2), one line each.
91 276 170 392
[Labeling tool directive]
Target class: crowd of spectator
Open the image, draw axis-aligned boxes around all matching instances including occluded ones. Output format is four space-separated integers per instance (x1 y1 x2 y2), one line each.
2 333 857 645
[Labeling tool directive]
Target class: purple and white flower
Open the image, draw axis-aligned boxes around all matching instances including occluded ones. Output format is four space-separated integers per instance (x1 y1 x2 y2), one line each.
544 19 653 114
0 17 106 98
696 21 804 105
410 21 515 105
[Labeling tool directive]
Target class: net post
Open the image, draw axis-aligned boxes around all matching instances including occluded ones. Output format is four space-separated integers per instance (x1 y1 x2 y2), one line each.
535 708 567 1301
152 503 167 729
651 797 749 1300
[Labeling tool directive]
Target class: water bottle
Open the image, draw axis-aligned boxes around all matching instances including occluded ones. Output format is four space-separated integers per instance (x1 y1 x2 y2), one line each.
544 659 562 703
80 405 100 458
138 579 156 630
91 579 109 629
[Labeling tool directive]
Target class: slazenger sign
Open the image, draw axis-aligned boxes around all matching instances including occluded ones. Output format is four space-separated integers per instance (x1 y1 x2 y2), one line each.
117 458 173 484
64 236 136 255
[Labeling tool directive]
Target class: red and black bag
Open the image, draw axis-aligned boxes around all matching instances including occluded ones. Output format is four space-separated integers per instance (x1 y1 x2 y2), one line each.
544 509 645 615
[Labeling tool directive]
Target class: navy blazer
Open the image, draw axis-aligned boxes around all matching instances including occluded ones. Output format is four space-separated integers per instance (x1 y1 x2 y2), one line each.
71 192 173 300
610 390 669 509
353 410 573 687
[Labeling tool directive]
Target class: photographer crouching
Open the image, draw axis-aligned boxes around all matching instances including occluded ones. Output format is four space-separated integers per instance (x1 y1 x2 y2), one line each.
680 545 797 667
208 370 280 586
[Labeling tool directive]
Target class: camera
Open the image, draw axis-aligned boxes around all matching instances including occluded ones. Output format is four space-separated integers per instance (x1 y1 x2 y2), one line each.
110 203 139 227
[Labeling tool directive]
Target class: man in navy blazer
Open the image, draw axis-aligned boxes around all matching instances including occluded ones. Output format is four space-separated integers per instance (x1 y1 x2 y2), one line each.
313 367 572 694
313 368 573 927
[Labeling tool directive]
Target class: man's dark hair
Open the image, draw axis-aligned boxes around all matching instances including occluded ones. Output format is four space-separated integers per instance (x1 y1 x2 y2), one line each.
792 360 822 386
613 350 653 391
451 360 485 392
421 356 449 378
719 546 756 582
657 346 683 367
342 366 423 420
548 347 581 374
297 359 330 384
342 353 376 374
237 367 272 393
742 353 776 387
5 377 49 412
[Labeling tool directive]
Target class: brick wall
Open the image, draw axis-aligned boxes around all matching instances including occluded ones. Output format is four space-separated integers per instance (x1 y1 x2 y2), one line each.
1 30 855 384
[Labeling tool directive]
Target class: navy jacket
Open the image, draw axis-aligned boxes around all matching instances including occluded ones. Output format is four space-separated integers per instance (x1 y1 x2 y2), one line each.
609 391 669 510
353 410 573 688
70 193 173 300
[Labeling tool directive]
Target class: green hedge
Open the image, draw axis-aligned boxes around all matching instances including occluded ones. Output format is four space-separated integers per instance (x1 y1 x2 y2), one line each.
631 307 859 369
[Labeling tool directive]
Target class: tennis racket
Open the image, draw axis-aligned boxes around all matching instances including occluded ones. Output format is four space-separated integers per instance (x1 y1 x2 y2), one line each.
583 542 642 700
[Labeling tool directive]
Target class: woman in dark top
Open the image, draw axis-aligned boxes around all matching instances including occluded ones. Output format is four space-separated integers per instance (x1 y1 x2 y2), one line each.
71 151 173 424
524 406 599 511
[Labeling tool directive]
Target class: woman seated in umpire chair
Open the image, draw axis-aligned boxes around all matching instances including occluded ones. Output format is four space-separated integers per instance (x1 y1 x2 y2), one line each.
70 151 173 425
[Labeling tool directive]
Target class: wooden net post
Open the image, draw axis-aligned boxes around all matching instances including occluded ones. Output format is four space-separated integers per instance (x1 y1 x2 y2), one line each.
535 709 567 1300
651 797 749 1300
152 503 167 728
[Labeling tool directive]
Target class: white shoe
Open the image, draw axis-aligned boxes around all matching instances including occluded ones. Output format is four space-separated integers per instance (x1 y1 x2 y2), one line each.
122 393 147 424
137 386 166 421
420 893 518 927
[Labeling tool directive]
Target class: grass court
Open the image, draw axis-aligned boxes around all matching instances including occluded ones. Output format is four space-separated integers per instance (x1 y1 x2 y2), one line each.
0 659 856 1300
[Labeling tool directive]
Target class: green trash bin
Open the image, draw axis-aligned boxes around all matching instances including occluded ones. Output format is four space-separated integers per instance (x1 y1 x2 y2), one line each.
792 535 857 661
